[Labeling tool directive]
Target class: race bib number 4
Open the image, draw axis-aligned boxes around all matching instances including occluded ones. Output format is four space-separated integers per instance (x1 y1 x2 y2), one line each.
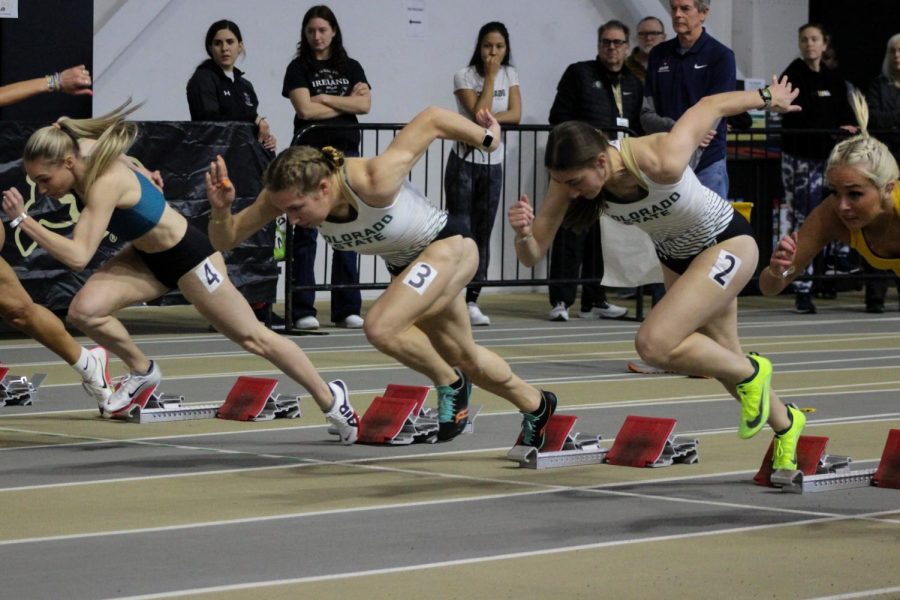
403 262 438 295
194 257 224 293
708 249 742 289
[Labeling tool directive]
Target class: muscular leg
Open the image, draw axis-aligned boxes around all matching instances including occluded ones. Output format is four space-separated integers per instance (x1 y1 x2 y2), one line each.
634 236 789 430
0 257 82 364
178 253 333 411
363 237 541 412
66 247 167 373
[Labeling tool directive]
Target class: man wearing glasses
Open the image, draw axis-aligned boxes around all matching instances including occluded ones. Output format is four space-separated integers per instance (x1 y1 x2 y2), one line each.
640 0 736 199
626 16 667 83
543 20 642 322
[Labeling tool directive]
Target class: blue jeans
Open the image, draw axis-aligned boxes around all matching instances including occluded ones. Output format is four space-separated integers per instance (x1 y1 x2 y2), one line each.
695 157 729 199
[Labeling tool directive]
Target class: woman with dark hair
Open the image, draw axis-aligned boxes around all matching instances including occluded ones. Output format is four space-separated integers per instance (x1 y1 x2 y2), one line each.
508 78 808 472
281 5 370 331
444 21 521 326
779 23 857 313
1 104 360 444
186 20 276 152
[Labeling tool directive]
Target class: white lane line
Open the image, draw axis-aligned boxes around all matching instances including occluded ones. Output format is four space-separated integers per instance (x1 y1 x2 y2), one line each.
97 507 900 600
806 586 900 600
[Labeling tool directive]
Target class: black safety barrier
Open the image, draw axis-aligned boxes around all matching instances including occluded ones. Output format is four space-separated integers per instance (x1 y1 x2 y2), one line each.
0 121 277 310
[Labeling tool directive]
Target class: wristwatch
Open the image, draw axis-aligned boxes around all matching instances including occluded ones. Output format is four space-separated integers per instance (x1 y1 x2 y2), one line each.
757 86 772 109
481 128 494 150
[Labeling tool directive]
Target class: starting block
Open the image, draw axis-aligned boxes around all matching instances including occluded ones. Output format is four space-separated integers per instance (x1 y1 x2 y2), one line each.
507 414 698 470
356 384 480 445
872 429 900 489
111 376 301 423
215 376 301 421
605 415 699 468
0 364 46 407
755 434 887 494
507 414 607 469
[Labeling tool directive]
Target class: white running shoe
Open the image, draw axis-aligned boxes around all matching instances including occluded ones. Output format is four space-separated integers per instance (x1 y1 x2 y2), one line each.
581 301 628 320
335 314 364 329
548 301 569 322
294 316 320 330
325 380 359 445
101 361 161 417
81 346 112 408
467 302 491 326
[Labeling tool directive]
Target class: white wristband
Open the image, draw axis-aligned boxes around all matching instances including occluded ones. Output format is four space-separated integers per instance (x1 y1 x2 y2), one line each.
10 213 28 228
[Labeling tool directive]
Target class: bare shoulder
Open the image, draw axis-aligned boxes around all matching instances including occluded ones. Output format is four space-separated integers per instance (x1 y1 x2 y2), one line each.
351 156 397 207
627 134 674 181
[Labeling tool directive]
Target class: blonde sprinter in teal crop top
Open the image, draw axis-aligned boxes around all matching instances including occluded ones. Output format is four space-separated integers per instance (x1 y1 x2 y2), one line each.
1 103 360 442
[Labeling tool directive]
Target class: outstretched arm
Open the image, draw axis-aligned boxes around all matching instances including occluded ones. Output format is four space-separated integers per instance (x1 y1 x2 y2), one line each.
645 76 800 179
0 65 92 107
507 181 572 267
759 197 848 296
366 106 501 195
205 155 281 251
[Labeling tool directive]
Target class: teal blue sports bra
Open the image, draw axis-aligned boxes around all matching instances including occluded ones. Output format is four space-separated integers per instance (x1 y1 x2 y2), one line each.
105 170 165 241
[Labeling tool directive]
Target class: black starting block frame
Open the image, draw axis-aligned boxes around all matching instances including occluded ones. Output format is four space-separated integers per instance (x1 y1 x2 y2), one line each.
355 384 480 445
111 376 301 424
0 364 46 407
507 414 699 470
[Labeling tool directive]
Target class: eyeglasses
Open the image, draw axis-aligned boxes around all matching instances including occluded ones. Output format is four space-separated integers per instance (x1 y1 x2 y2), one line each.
600 39 628 48
637 31 664 38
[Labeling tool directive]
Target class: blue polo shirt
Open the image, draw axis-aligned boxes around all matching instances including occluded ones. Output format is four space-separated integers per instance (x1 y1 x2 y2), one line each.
644 29 736 172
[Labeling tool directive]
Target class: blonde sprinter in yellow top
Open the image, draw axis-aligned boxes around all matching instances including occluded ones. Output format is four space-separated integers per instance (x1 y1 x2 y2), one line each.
205 106 558 447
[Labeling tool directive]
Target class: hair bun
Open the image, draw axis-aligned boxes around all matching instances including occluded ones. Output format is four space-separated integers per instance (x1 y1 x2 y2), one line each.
321 146 345 168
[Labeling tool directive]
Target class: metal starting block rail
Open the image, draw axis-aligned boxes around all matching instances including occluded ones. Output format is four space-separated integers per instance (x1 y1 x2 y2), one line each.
355 384 480 445
757 431 900 494
507 414 699 470
0 364 46 407
111 376 301 424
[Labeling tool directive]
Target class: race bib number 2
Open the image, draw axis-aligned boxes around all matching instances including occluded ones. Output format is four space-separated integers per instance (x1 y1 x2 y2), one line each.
708 249 742 289
194 257 224 293
403 262 438 295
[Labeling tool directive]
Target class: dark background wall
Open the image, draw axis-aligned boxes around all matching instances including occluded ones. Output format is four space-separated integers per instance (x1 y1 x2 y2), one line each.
0 0 92 120
810 0 900 94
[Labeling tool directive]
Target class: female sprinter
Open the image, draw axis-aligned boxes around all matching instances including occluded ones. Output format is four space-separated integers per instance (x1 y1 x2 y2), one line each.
1 104 359 443
508 78 807 470
205 106 556 447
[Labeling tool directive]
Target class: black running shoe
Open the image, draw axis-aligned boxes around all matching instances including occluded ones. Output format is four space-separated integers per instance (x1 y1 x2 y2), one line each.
520 390 557 449
437 369 471 441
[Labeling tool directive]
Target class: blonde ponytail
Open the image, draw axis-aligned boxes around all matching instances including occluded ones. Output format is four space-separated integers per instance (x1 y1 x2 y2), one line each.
24 100 142 196
826 90 898 189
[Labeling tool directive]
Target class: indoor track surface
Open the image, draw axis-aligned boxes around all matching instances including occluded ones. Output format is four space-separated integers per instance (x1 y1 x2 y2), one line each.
1 292 898 600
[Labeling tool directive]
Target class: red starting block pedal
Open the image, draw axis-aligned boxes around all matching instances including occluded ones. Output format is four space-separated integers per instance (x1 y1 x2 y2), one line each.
605 415 699 468
873 429 900 489
0 363 47 407
507 413 606 469
754 435 835 487
357 384 481 445
109 383 161 418
359 385 437 445
216 376 301 422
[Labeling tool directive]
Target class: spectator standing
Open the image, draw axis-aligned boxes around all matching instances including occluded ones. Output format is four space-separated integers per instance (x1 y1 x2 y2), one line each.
625 16 667 83
544 20 638 322
864 33 900 312
282 5 369 330
186 20 279 326
641 0 736 199
779 23 857 314
444 22 521 327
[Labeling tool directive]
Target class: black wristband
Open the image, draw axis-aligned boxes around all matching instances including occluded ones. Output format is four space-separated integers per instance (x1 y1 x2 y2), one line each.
481 128 494 150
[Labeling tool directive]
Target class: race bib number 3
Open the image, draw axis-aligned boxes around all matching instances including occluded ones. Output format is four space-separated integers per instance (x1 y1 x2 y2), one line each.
403 262 438 295
708 250 742 289
195 257 224 293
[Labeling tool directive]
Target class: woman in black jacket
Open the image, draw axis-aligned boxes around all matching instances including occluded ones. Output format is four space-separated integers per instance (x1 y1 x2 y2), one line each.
186 20 276 152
